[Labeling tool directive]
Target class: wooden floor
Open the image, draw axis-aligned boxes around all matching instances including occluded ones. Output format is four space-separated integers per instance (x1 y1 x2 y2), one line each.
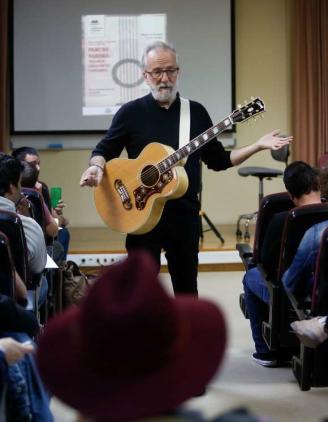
68 223 256 271
69 224 255 252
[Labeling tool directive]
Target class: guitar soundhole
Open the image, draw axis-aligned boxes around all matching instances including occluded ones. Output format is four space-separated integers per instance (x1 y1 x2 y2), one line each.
141 165 159 187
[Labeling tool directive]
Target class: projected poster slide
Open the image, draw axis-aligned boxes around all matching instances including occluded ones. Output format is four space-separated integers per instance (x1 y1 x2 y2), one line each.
82 14 166 116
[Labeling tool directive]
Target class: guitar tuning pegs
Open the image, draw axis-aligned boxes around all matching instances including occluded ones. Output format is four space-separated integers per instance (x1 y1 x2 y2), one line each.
261 115 265 119
237 104 241 109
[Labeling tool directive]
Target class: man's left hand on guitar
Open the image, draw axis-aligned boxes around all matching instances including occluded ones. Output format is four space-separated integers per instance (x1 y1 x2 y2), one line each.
255 129 293 151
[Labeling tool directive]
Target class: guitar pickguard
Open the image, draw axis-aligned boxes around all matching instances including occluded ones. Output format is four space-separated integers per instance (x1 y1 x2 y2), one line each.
134 170 173 210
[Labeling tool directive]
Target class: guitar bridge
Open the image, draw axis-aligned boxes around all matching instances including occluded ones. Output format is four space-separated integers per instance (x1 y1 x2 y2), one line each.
114 179 132 210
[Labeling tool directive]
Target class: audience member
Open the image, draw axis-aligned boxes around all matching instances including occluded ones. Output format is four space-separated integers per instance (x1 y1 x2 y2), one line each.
242 161 322 366
21 161 59 237
20 161 65 263
0 154 48 306
291 316 328 348
12 146 70 260
0 337 34 365
37 252 227 421
0 294 53 421
282 220 328 297
0 337 34 416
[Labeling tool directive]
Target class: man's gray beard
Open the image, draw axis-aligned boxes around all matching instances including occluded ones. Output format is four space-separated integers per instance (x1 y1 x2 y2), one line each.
150 84 178 105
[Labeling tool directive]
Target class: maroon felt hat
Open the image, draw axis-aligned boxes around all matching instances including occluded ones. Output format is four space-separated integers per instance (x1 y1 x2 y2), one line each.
37 251 227 421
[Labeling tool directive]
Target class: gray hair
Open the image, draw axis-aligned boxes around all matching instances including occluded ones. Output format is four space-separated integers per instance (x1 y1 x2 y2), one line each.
141 41 178 69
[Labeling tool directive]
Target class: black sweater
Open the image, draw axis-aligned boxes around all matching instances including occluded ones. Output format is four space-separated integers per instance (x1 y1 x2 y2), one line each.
92 93 232 215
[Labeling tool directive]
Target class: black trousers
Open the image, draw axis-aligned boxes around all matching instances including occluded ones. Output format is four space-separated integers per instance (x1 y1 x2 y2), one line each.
126 212 200 295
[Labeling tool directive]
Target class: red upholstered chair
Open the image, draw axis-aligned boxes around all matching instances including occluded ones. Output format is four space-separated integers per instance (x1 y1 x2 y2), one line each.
236 144 290 241
263 203 328 354
0 231 16 299
22 187 47 236
237 192 294 317
318 153 328 169
0 210 42 316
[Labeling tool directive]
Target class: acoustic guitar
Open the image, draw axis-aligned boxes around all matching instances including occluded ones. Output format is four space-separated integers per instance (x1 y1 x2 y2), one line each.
95 97 265 234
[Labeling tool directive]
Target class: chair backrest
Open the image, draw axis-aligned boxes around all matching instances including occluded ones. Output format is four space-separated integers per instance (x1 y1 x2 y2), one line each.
311 227 328 315
271 144 290 166
278 203 328 278
0 210 31 288
40 181 52 211
22 187 46 235
0 231 16 298
263 203 328 350
253 192 294 264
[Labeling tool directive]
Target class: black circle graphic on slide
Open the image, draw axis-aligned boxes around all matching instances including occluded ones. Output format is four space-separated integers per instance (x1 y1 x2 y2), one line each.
112 59 144 88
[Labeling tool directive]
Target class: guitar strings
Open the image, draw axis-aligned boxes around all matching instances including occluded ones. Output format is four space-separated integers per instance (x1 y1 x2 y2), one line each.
112 121 228 190
102 101 261 196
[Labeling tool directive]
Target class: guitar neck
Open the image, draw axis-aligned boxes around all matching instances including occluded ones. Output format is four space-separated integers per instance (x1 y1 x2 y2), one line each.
158 115 233 173
157 97 265 173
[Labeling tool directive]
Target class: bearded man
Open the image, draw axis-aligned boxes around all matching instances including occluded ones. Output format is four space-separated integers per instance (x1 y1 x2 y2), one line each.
80 41 291 295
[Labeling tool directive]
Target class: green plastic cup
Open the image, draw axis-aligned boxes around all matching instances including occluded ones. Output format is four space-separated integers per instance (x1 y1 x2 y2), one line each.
50 187 62 208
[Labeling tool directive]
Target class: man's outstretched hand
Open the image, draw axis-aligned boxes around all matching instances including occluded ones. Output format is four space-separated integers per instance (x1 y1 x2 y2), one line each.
256 129 293 151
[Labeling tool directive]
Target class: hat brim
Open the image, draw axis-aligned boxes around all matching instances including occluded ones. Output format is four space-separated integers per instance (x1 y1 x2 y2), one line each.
37 297 226 421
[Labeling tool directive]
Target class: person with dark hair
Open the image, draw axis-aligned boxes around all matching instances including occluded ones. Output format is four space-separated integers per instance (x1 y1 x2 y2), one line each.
283 160 320 198
80 40 291 296
0 154 48 305
20 161 66 264
12 146 39 164
242 161 323 366
0 155 47 274
261 161 321 276
12 147 70 261
20 160 38 188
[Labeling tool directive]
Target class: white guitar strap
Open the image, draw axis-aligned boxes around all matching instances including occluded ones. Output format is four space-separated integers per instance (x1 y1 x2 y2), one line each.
179 97 190 148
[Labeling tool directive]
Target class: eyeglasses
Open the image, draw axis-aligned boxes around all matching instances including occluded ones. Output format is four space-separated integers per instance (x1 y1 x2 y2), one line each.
145 68 179 80
26 159 41 166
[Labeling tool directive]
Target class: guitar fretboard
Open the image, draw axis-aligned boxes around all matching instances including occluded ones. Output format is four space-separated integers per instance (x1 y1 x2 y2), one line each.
157 117 232 174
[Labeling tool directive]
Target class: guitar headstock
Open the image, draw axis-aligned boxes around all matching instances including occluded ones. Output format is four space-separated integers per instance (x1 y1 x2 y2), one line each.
231 97 265 124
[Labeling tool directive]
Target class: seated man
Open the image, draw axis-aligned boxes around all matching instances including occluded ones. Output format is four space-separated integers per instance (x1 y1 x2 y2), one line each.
12 146 70 260
0 154 48 306
20 161 65 263
242 161 322 366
